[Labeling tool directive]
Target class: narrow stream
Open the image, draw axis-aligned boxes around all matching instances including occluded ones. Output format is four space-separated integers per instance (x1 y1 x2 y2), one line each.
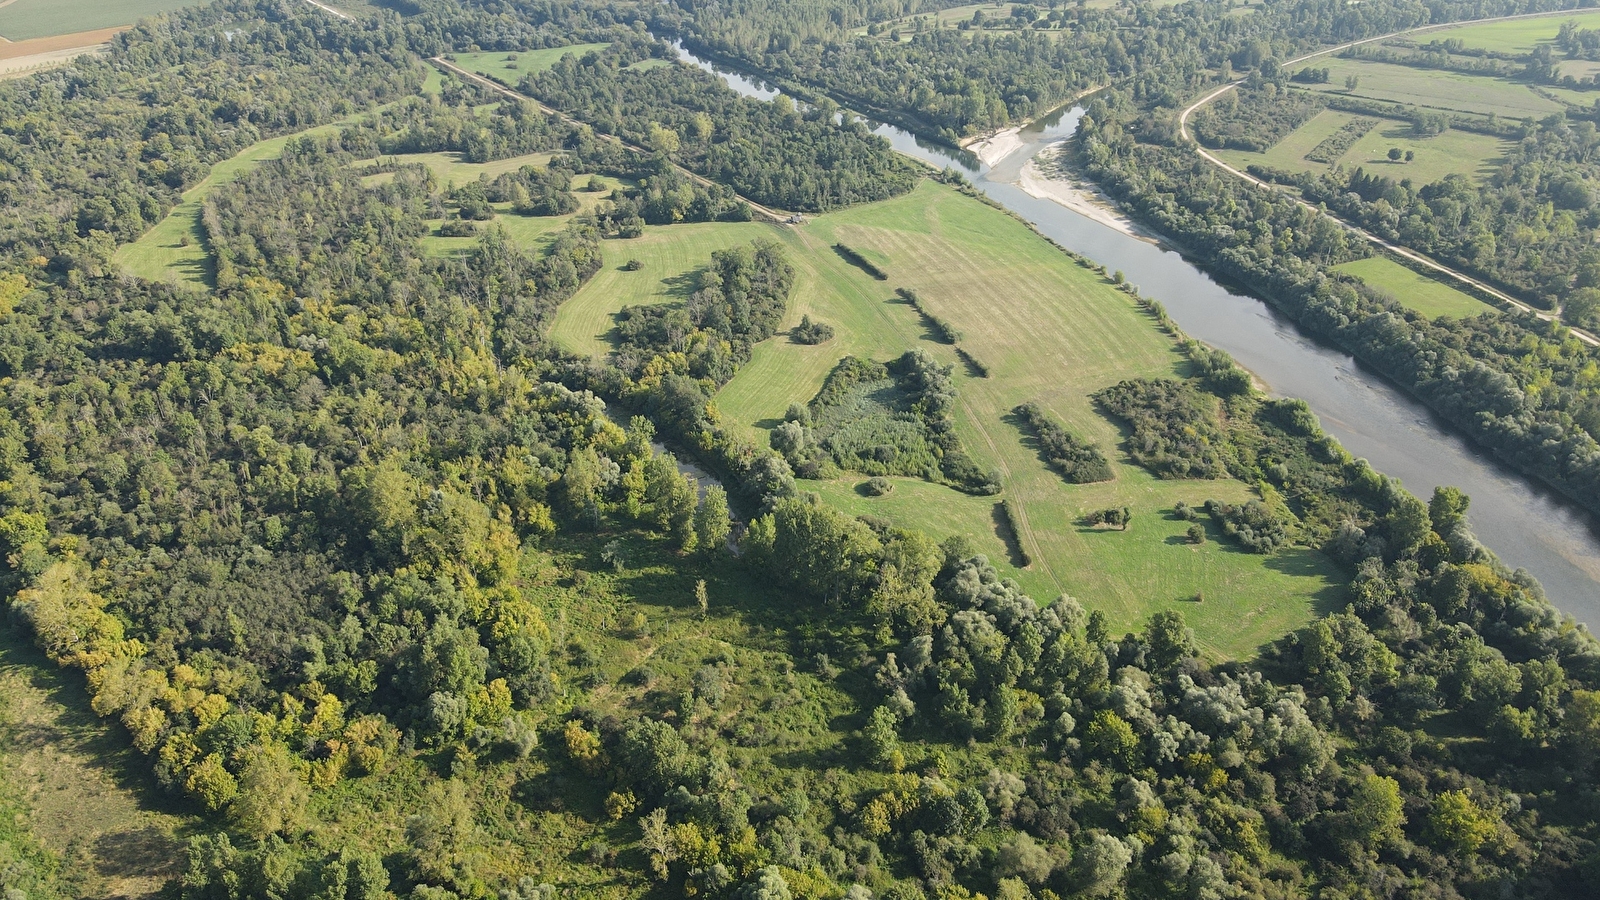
674 44 1600 623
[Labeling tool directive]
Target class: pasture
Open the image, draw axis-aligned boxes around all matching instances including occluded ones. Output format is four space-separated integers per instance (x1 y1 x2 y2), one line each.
1418 10 1600 54
1216 108 1509 184
551 181 1344 657
1335 256 1495 319
0 0 200 41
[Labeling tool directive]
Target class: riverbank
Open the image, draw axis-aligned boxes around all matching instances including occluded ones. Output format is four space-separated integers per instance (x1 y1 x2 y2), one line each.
1017 144 1153 242
966 126 1024 167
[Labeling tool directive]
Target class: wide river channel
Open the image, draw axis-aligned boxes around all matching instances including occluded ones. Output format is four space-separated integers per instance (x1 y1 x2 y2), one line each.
674 45 1600 623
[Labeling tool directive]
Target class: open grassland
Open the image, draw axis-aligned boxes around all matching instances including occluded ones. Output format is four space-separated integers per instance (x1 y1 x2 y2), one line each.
0 624 191 899
1335 256 1495 319
418 169 621 258
0 0 200 40
551 221 771 356
1302 58 1567 119
552 181 1343 657
1216 110 1509 184
398 149 557 185
452 44 610 83
1418 10 1600 54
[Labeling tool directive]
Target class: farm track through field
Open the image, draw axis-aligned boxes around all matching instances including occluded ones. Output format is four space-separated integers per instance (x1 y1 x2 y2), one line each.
1178 9 1600 347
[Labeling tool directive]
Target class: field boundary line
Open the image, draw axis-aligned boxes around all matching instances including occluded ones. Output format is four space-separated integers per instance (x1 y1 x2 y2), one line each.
428 55 789 223
1177 10 1600 348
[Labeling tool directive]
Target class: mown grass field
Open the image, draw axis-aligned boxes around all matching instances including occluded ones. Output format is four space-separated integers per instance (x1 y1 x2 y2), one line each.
0 0 200 40
1302 57 1566 119
452 44 610 83
114 103 415 286
1335 256 1495 319
551 181 1344 657
1420 10 1600 54
1215 108 1510 185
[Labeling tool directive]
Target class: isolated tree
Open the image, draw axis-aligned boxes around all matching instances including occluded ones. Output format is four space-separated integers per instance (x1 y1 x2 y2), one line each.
694 485 731 553
1345 74 1360 91
1388 147 1403 161
230 743 309 838
406 779 478 886
695 579 709 618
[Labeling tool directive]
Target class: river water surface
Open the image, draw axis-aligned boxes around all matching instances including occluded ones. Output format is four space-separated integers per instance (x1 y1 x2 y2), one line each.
674 45 1600 623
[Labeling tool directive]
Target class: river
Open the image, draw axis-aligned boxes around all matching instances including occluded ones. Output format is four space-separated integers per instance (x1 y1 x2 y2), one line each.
673 44 1600 622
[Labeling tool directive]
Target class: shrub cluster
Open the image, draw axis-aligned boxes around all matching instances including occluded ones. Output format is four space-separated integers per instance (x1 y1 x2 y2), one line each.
1094 379 1230 479
1013 402 1113 484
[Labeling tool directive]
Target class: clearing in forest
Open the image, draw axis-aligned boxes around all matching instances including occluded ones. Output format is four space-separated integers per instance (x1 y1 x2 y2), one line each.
1335 256 1496 320
551 180 1343 658
451 44 612 83
0 0 200 41
0 624 192 899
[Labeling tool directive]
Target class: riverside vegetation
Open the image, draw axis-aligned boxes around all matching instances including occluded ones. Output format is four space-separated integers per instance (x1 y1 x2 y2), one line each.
1 1 1600 900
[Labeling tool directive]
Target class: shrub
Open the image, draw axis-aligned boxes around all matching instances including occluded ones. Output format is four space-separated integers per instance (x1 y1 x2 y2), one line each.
791 314 835 344
861 476 893 496
1014 402 1112 484
1204 498 1289 553
834 243 888 279
622 258 644 271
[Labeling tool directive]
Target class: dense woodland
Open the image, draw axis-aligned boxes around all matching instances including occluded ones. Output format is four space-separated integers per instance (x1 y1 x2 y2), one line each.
3 1 1600 899
517 37 922 212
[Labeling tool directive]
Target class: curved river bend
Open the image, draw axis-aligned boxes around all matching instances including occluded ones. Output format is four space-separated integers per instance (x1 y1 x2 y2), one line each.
674 46 1600 623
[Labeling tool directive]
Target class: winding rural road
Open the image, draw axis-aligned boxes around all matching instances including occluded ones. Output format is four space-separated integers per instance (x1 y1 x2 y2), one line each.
1177 10 1600 348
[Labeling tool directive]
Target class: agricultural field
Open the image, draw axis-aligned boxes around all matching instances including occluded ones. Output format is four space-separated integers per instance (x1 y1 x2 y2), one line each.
1215 108 1510 184
552 181 1344 658
0 0 201 41
451 44 610 83
1302 57 1567 119
1420 9 1600 54
1335 256 1495 319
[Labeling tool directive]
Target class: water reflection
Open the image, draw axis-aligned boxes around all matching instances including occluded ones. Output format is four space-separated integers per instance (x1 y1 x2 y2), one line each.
673 43 1600 622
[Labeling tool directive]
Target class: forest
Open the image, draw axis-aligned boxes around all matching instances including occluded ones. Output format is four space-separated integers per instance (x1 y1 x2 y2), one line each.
2 0 1600 899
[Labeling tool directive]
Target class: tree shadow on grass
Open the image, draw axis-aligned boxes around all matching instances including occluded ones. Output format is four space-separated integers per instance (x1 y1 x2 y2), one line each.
991 502 1031 569
1264 547 1349 617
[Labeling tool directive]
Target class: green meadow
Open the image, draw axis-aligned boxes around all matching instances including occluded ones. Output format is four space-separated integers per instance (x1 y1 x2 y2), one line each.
451 44 611 83
115 125 348 286
1216 109 1510 185
1421 10 1600 54
1303 57 1567 120
1335 256 1495 319
552 181 1344 657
